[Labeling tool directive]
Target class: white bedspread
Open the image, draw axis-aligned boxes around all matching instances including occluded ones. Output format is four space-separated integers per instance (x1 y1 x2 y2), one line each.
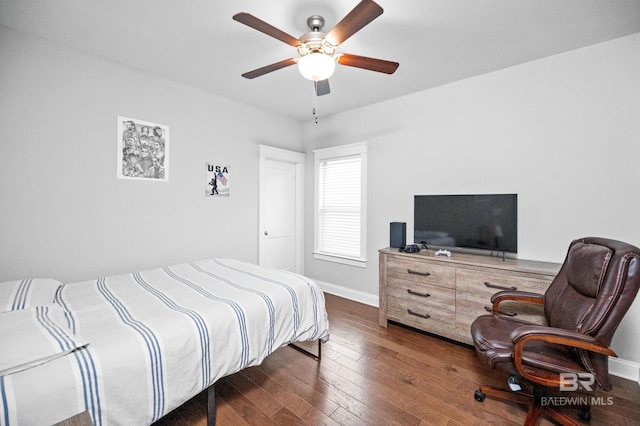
0 259 329 425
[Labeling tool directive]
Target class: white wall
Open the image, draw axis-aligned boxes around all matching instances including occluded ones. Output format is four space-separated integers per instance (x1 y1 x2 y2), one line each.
302 34 640 366
0 26 303 283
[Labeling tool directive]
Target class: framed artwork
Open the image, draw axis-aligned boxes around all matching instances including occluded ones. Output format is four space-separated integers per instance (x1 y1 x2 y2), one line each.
205 164 230 197
117 116 169 181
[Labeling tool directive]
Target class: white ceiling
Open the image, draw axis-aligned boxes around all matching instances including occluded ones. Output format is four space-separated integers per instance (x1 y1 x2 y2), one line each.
1 0 639 123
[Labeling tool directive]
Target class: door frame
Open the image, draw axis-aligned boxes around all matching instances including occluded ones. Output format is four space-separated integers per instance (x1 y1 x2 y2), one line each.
258 145 306 274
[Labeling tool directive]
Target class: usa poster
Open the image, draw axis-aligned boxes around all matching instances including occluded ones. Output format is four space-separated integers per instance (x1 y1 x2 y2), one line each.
117 116 169 181
205 164 230 197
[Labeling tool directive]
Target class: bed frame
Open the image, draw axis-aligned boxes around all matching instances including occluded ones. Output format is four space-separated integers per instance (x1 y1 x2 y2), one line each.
206 340 321 425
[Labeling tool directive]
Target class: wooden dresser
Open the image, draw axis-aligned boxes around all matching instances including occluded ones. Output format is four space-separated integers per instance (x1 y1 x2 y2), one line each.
379 247 561 345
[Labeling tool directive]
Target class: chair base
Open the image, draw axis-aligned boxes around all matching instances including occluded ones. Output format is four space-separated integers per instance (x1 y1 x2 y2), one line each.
475 384 591 426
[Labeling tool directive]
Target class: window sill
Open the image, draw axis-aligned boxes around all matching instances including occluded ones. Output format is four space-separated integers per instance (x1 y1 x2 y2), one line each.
313 252 367 268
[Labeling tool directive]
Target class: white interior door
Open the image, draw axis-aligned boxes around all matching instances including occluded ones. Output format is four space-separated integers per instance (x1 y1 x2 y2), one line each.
258 145 305 273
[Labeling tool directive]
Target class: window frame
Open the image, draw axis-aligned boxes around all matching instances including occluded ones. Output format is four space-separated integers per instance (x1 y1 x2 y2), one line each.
313 142 368 267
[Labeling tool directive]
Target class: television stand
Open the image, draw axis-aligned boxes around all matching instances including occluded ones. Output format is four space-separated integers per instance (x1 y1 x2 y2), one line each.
378 247 561 345
489 250 507 261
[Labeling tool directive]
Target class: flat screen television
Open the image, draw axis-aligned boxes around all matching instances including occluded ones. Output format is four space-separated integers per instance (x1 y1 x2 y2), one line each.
414 194 518 254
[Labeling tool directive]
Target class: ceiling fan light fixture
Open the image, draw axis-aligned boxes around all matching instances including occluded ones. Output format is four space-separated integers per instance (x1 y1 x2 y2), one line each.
297 52 336 82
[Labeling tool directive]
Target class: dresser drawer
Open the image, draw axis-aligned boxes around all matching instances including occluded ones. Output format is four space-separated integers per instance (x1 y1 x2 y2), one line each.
387 277 455 313
388 295 456 335
455 267 552 339
387 257 455 289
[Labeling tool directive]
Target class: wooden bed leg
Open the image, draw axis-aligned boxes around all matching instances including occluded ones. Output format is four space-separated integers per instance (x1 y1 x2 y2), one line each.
207 384 216 426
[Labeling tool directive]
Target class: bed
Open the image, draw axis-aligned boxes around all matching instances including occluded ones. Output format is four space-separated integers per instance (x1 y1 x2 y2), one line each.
0 258 329 425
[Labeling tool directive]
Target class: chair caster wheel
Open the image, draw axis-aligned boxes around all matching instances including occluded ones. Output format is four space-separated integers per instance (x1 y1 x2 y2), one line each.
474 389 485 402
578 408 591 421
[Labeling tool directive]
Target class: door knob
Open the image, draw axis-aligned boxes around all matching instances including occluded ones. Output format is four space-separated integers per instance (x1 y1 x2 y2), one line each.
264 231 268 235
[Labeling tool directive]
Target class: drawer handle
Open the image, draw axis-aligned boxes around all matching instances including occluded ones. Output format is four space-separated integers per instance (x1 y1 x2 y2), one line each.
484 305 517 317
407 309 430 319
407 269 431 277
407 289 431 298
484 281 517 291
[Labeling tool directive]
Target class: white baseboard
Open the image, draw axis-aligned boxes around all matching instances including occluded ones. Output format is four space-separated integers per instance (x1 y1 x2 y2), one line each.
314 279 379 307
315 280 640 385
609 357 640 384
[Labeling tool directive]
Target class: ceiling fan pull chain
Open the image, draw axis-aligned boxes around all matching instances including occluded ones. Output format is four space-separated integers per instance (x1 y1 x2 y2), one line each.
313 81 319 123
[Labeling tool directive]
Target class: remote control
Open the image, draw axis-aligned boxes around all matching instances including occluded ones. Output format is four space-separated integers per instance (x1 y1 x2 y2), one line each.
434 249 452 257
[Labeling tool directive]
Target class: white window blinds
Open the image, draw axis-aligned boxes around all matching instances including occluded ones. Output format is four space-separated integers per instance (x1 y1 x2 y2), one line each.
318 156 361 257
313 143 367 266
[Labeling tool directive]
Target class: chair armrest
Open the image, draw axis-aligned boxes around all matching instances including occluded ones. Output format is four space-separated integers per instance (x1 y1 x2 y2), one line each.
510 325 617 388
489 290 544 314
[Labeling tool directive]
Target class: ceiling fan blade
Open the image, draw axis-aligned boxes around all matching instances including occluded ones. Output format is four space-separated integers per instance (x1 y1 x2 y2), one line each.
233 12 301 47
337 53 399 74
315 79 331 96
325 0 383 46
241 58 297 79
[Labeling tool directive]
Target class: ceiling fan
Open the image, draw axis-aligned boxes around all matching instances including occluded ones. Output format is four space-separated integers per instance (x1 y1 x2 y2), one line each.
232 0 399 97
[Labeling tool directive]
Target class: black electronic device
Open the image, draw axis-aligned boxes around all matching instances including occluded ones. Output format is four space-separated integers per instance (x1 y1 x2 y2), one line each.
414 194 517 255
399 244 420 253
390 222 406 248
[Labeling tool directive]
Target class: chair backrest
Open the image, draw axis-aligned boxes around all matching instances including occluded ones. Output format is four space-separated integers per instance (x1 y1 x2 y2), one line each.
544 237 640 390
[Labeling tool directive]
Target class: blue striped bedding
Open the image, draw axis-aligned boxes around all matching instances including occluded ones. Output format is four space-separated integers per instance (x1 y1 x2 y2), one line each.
0 259 329 425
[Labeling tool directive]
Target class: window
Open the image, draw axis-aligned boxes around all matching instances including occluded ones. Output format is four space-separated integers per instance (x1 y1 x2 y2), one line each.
313 142 367 267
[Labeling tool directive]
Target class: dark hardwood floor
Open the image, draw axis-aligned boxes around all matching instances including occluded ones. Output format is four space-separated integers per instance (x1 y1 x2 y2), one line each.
155 293 640 426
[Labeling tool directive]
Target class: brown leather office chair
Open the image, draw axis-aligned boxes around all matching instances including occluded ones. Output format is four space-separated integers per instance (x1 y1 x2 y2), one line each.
471 237 640 425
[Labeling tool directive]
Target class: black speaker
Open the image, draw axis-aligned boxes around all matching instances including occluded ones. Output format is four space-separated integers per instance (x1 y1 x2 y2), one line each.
390 222 406 248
